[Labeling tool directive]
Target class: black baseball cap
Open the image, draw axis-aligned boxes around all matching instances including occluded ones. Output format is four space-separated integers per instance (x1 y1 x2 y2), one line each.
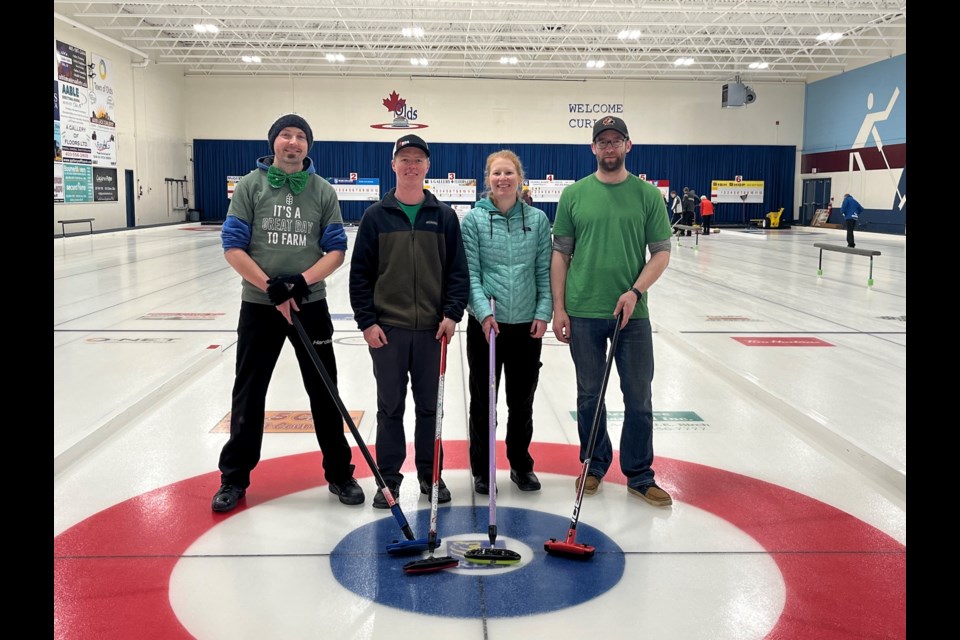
592 116 629 141
394 134 430 157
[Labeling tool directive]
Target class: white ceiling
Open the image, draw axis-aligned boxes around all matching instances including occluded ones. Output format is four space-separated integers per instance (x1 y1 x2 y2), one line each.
53 0 907 84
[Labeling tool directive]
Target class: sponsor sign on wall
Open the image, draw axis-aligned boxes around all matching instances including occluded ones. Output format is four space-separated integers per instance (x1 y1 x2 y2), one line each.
711 180 765 203
527 179 575 203
54 43 120 205
327 177 380 201
424 178 477 202
92 167 118 202
227 175 242 200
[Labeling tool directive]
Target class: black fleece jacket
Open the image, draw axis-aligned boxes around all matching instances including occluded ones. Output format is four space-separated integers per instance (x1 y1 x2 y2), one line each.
349 188 469 331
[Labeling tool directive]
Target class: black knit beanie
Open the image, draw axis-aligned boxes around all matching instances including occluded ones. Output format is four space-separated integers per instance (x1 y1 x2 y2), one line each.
268 114 313 150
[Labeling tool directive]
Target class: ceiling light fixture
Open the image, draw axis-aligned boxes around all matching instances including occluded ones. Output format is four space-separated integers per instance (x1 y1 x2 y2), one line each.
748 61 769 69
586 60 605 69
674 57 695 66
500 56 518 65
617 30 641 40
816 32 843 41
325 53 346 63
410 57 428 66
193 24 219 34
241 55 261 64
402 27 425 38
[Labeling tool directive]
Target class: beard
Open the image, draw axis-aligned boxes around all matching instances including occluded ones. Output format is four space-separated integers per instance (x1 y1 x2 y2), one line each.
277 151 305 169
598 154 625 172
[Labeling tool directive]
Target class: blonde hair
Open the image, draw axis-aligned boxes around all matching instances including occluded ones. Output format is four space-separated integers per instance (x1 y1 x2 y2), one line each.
484 150 526 198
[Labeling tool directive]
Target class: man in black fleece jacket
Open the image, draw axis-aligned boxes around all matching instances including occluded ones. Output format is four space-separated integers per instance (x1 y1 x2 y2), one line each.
349 134 469 509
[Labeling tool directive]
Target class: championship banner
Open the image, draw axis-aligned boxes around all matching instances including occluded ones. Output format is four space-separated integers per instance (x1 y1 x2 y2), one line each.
424 178 477 202
526 179 575 203
711 180 765 203
327 177 380 201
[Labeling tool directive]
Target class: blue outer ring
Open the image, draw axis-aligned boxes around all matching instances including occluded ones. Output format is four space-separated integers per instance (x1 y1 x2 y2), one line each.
330 506 624 617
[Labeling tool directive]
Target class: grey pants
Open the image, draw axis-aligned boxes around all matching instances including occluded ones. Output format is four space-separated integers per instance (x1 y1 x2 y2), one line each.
369 326 444 484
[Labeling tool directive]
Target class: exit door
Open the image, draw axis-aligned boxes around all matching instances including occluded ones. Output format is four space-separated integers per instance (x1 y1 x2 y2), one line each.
125 170 136 228
801 178 832 226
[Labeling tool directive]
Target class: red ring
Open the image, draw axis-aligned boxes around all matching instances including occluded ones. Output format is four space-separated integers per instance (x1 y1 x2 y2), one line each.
54 442 904 638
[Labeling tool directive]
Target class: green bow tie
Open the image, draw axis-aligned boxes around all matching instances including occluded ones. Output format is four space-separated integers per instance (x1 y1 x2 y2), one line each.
267 164 309 194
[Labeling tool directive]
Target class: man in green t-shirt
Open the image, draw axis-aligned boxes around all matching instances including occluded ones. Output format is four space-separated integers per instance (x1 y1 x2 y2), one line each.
551 115 674 507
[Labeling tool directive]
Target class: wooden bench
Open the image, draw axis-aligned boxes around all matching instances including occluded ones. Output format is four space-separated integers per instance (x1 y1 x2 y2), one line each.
58 218 95 237
813 242 881 287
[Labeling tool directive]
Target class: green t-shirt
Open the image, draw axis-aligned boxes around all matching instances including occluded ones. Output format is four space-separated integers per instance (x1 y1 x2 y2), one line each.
397 200 423 226
227 167 343 305
553 173 672 319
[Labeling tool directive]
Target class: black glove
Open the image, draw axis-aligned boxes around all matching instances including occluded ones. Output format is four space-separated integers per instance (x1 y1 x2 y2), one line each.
266 274 309 305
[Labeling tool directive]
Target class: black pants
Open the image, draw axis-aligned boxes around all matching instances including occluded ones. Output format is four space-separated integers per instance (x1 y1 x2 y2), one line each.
681 211 694 235
219 299 354 488
368 326 443 485
465 316 542 480
845 218 857 247
701 215 712 235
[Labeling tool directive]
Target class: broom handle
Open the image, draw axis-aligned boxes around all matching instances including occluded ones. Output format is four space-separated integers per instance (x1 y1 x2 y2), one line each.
568 311 623 536
428 334 447 554
488 299 497 545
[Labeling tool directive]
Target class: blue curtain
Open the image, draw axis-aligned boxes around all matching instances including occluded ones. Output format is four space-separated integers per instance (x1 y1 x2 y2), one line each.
628 144 796 226
193 140 270 223
194 140 796 225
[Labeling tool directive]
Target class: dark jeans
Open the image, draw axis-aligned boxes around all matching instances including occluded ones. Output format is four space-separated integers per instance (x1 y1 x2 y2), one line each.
701 215 712 235
219 299 354 488
465 316 542 480
368 326 443 485
845 218 857 246
568 316 657 489
681 211 694 235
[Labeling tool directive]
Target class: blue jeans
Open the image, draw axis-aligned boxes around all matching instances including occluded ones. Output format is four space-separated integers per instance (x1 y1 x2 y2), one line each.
568 316 656 489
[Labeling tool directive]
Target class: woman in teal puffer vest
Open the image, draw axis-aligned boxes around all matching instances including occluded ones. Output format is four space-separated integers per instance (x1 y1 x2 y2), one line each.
461 150 553 495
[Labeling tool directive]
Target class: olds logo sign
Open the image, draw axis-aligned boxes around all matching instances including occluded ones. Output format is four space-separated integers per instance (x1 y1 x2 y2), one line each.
371 91 428 130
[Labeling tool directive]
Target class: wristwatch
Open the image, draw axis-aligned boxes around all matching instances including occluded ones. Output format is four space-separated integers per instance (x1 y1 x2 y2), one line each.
630 287 642 300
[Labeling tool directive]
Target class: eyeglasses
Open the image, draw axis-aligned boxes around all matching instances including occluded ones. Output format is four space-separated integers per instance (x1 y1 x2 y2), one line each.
594 138 626 150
